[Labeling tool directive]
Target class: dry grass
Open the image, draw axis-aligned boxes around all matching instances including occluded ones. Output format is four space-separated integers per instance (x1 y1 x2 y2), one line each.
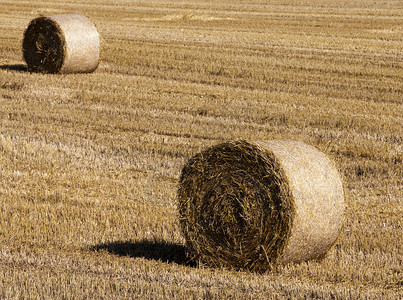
0 0 402 298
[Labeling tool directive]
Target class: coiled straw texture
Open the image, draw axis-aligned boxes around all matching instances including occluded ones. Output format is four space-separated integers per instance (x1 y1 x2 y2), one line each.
23 14 100 74
178 140 344 272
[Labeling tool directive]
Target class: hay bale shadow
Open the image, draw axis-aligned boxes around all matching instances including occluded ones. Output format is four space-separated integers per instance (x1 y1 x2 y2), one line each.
91 240 196 267
0 64 28 72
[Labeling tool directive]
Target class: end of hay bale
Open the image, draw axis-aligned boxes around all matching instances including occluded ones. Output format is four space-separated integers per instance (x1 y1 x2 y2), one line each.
23 14 100 74
177 140 344 272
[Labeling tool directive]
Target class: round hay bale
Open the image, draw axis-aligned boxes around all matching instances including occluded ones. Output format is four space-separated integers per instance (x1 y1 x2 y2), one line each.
23 14 100 74
177 140 344 272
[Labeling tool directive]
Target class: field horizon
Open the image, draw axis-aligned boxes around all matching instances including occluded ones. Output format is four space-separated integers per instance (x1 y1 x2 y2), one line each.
0 0 402 299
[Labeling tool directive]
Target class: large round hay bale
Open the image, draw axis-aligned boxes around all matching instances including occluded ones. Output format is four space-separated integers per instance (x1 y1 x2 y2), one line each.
23 14 100 74
178 140 344 272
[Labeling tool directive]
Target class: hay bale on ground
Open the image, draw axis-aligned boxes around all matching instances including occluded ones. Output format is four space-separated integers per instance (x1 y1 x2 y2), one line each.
177 140 344 272
23 14 100 74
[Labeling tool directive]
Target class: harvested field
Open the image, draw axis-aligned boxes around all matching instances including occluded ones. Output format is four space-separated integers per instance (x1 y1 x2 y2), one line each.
0 0 402 299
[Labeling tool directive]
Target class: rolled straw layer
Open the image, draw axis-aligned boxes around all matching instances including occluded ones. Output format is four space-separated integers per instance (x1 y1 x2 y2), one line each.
23 14 100 73
178 140 344 272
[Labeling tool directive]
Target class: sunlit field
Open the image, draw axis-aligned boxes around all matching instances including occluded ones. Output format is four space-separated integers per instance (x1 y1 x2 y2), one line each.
0 0 402 298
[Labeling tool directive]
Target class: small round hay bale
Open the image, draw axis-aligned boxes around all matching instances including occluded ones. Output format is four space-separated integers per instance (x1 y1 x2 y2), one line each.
178 140 344 272
23 14 100 74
